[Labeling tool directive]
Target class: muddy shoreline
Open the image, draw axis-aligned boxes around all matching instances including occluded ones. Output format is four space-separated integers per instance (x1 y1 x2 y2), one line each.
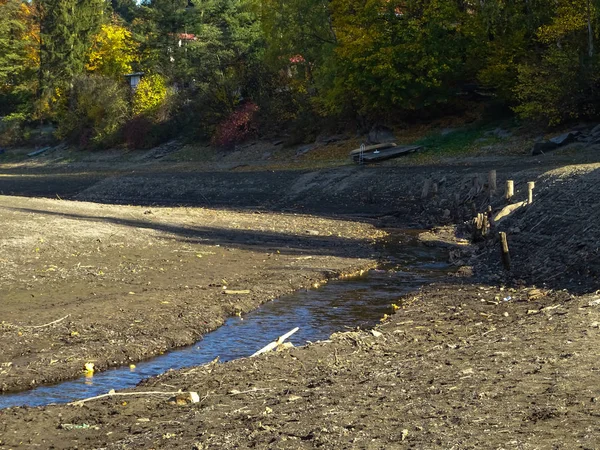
0 195 384 394
2 153 600 448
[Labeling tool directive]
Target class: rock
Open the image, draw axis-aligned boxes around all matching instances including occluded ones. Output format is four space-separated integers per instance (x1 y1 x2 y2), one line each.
368 125 396 144
315 133 345 145
485 127 512 139
173 391 200 405
549 131 579 146
441 128 455 136
371 330 383 338
532 131 581 155
296 144 315 156
276 342 294 351
531 141 559 156
590 124 600 136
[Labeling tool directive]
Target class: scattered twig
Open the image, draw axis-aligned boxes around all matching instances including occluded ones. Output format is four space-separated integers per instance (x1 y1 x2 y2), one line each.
26 314 71 329
228 388 272 396
69 390 198 406
3 314 71 330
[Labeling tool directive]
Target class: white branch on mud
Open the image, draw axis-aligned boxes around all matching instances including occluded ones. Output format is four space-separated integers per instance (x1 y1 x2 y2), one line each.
69 390 200 406
251 327 299 357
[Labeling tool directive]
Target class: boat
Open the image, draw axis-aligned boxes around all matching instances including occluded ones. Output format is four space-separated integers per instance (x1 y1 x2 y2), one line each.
350 144 422 163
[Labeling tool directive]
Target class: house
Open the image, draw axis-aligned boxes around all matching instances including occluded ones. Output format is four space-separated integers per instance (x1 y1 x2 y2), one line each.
124 72 144 90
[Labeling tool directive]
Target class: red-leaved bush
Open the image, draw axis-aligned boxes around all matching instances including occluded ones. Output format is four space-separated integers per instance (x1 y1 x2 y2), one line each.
123 116 155 149
211 102 259 148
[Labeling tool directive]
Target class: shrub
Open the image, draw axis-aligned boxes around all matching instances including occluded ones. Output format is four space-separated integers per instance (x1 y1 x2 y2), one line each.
211 102 259 148
132 74 170 120
123 116 157 149
56 74 128 148
0 113 28 145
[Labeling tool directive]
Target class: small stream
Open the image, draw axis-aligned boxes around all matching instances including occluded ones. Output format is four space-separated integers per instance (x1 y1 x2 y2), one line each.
0 232 450 409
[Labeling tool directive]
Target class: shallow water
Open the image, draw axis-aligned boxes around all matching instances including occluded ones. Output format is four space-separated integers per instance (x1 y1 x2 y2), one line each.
0 232 449 409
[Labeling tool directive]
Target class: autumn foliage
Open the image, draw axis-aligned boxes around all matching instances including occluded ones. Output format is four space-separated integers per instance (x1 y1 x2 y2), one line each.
3 0 600 147
211 102 259 149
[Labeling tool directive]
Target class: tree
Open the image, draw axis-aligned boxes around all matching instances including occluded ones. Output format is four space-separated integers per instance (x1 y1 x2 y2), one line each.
513 0 600 124
87 22 139 78
325 0 472 117
0 0 37 114
36 0 105 116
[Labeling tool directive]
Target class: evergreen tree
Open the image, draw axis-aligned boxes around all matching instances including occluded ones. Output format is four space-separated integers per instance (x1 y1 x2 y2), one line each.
36 0 105 110
0 0 37 114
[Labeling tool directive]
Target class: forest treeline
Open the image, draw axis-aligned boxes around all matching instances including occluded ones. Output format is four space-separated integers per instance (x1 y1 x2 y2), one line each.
0 0 599 148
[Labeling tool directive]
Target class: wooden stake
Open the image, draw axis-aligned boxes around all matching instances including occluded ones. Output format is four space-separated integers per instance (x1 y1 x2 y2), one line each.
499 232 511 271
421 179 431 199
505 180 514 202
488 170 497 194
473 175 482 194
482 213 489 236
527 181 535 204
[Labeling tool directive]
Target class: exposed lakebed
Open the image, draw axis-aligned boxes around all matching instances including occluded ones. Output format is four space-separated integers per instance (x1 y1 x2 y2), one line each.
0 232 450 409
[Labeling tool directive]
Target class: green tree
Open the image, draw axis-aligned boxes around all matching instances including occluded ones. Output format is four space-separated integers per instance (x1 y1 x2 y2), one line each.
0 0 37 115
326 0 472 117
56 73 128 147
513 0 600 124
36 0 105 116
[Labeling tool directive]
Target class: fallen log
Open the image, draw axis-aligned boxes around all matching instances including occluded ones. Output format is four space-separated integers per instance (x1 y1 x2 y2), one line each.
493 201 526 224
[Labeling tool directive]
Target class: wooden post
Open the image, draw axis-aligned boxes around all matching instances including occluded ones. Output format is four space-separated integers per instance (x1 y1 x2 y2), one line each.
505 180 514 202
527 181 535 205
488 170 497 194
421 179 431 199
487 205 494 228
431 182 438 196
482 213 489 236
499 232 511 271
473 175 482 194
454 193 461 220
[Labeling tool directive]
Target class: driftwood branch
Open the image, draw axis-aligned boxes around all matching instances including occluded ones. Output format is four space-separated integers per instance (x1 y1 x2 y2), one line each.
251 327 299 357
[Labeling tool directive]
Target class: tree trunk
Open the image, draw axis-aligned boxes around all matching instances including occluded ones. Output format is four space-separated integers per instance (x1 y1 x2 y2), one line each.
588 0 594 58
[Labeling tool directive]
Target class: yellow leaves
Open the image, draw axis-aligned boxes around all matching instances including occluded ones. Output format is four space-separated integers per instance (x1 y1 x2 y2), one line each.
86 23 139 78
132 74 168 118
535 0 589 44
